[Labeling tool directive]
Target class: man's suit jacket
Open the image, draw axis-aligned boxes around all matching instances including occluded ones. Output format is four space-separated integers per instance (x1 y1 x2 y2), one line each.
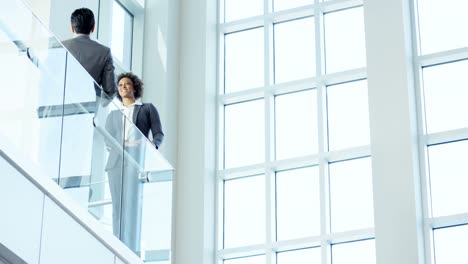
105 103 164 170
62 34 116 98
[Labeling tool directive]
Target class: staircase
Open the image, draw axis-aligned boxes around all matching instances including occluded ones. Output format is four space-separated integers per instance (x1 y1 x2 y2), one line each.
0 1 174 263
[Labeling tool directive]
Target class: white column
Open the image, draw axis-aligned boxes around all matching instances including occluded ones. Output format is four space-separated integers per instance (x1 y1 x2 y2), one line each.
174 0 217 263
363 1 425 264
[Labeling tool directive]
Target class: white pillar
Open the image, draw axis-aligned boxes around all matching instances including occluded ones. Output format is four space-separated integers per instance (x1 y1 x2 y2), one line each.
363 0 425 264
174 0 217 263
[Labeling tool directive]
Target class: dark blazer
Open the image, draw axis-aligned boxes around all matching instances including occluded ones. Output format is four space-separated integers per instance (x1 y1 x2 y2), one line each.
62 35 116 98
105 103 164 170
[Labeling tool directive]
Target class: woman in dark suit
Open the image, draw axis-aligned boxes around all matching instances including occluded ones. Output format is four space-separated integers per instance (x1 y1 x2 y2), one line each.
105 72 164 254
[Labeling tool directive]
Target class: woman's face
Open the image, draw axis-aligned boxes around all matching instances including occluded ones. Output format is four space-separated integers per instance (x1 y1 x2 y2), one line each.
118 77 135 99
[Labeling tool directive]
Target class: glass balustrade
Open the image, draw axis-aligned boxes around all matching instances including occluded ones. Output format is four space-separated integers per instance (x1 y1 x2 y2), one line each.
0 0 173 262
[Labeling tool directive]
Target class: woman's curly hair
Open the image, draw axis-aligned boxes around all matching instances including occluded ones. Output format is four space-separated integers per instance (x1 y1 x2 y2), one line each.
116 72 144 101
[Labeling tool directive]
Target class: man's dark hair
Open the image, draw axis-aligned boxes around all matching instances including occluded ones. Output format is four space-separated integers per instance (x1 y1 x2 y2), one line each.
116 72 144 101
71 8 95 34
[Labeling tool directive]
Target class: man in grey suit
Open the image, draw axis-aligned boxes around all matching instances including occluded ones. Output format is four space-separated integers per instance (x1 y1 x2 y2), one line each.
62 7 116 100
61 8 116 230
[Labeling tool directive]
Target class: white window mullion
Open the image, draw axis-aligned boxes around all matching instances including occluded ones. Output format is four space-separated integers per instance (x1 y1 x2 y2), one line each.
216 101 225 262
216 10 226 261
418 48 468 68
430 213 468 229
411 22 434 264
264 0 275 263
425 128 468 146
411 0 439 262
314 2 330 264
216 176 224 264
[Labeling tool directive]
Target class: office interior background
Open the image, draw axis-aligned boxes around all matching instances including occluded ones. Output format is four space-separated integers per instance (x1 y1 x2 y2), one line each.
1 0 468 263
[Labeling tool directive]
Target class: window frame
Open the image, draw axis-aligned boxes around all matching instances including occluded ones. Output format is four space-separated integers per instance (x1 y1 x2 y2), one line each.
216 0 373 263
411 0 468 263
111 0 134 71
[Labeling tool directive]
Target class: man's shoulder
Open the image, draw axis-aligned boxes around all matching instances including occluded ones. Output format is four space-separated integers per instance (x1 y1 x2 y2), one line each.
62 36 111 53
61 38 72 47
89 38 111 52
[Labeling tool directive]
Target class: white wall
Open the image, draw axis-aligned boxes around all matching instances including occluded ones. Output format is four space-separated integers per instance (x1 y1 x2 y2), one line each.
22 0 51 27
141 0 179 167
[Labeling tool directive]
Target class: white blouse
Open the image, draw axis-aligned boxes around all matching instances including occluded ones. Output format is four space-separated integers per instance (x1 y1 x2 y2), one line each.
120 99 143 140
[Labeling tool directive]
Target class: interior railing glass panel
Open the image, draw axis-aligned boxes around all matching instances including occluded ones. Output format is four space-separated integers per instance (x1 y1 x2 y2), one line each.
0 1 173 262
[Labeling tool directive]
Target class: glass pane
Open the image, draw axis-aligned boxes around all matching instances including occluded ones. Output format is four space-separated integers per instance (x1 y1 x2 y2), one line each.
225 28 264 93
324 7 366 73
327 80 370 151
118 114 152 255
434 225 468 263
277 248 321 264
112 1 133 69
60 54 96 185
96 98 126 247
417 0 468 55
60 53 110 220
225 100 264 168
224 175 265 248
276 167 320 241
59 114 94 178
64 50 98 104
100 95 173 256
89 203 114 233
274 17 315 83
275 90 318 160
225 0 263 22
329 158 374 233
274 0 313 12
224 255 266 264
332 240 376 264
422 61 468 134
427 141 468 217
142 181 173 253
0 1 67 181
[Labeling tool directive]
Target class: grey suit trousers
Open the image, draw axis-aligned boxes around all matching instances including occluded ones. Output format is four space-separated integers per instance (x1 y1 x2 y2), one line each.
107 146 145 255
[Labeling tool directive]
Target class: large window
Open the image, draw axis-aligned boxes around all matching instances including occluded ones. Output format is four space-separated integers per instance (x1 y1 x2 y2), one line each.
217 1 374 263
111 0 133 70
413 0 468 263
